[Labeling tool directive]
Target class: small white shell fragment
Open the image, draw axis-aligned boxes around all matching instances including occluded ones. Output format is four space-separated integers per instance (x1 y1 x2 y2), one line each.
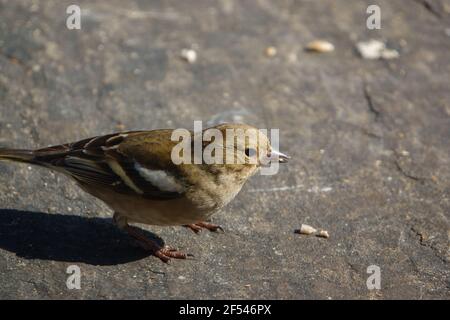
180 48 197 63
316 230 330 238
357 40 384 59
305 40 335 53
297 224 317 235
265 46 277 57
356 39 399 60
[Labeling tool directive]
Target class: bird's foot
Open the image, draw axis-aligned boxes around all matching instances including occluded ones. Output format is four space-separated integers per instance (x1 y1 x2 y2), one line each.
124 225 191 263
153 246 191 263
184 221 224 233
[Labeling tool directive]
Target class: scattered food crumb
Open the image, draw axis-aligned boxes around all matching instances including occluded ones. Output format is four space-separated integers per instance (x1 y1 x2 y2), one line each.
399 150 410 156
180 48 197 63
295 224 317 235
273 248 283 256
305 40 335 53
178 276 186 280
357 40 383 59
356 39 399 60
244 284 251 288
316 230 329 238
265 46 277 57
295 224 330 239
380 49 400 60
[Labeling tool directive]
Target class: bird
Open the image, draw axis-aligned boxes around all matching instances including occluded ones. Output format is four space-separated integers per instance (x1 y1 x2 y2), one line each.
0 123 289 262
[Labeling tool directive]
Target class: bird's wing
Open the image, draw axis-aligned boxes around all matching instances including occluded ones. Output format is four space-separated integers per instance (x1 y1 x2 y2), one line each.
33 131 185 200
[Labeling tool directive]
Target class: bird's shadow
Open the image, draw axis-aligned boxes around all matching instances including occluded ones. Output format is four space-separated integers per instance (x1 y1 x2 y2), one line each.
0 209 164 265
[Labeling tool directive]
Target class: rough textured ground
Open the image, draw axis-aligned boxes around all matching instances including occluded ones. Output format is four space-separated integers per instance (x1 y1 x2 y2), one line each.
0 0 449 299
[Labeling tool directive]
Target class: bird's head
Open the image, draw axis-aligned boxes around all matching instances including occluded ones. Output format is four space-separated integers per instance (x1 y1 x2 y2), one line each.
197 123 289 182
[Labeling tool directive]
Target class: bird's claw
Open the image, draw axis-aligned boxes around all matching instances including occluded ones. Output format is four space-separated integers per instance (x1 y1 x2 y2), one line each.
124 225 191 263
184 221 224 233
155 246 190 263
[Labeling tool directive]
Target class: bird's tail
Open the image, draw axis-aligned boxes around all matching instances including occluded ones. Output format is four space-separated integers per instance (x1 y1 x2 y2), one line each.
0 148 36 164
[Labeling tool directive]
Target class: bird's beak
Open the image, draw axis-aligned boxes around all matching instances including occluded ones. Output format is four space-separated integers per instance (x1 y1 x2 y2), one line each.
268 149 290 163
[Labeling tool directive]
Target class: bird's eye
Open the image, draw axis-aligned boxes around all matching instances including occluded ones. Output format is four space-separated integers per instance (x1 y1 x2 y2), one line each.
245 148 257 157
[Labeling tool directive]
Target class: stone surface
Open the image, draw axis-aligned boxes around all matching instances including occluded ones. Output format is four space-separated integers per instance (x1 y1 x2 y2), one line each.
0 0 449 299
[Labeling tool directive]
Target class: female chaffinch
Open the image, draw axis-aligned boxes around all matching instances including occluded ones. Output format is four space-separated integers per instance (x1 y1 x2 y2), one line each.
0 123 288 262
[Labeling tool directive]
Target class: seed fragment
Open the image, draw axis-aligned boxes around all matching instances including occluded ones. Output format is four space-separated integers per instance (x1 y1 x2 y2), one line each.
305 40 335 53
265 46 277 57
295 224 317 235
316 230 330 238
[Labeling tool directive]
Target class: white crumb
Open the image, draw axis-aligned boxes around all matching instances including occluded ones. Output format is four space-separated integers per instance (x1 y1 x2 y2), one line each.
356 39 399 60
180 48 197 63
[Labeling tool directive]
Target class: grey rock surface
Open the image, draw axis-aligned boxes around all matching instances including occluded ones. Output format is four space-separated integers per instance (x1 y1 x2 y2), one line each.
0 0 449 299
